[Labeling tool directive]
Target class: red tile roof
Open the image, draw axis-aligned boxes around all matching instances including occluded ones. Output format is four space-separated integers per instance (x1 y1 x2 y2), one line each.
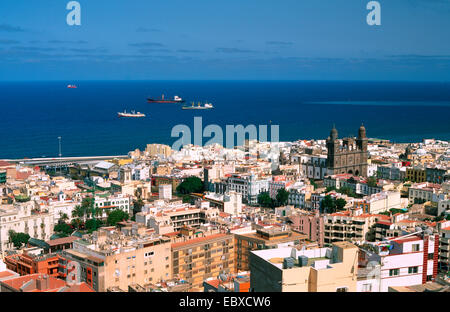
0 271 16 279
1 274 65 291
46 236 79 246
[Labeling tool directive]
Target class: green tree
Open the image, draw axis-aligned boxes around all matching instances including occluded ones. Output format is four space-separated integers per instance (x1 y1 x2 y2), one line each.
276 188 289 206
85 218 103 233
258 192 274 208
326 186 336 193
8 231 30 248
338 186 356 198
71 218 82 230
389 208 406 215
182 195 192 204
176 177 204 194
367 176 378 188
107 209 129 226
309 179 318 190
73 205 85 220
54 221 73 237
321 195 336 213
15 195 31 202
133 198 145 215
60 213 69 222
335 198 347 211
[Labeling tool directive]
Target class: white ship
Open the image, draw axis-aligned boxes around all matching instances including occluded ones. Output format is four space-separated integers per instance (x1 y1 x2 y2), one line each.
117 110 146 118
182 102 214 110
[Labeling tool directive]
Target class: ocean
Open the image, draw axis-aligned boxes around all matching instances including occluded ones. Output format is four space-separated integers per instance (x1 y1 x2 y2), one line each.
1 80 449 159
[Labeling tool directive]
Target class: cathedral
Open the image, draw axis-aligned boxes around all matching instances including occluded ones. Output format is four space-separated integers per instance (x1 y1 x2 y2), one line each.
326 124 368 177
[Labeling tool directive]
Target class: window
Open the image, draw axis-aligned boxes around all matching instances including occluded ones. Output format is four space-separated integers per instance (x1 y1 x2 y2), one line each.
408 267 418 274
336 287 348 292
362 284 372 292
427 253 434 260
412 244 420 252
389 269 400 276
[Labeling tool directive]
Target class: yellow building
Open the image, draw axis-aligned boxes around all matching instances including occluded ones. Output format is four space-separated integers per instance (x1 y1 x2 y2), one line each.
146 144 173 158
406 167 427 183
249 241 359 292
169 227 235 291
115 159 133 166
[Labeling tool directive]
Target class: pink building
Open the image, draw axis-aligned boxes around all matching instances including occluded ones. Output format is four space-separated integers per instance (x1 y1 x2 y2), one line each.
289 211 324 246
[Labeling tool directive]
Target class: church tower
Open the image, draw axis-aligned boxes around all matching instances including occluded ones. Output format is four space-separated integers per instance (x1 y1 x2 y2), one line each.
326 124 368 177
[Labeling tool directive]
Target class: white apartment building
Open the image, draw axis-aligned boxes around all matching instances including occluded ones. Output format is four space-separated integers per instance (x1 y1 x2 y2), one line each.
131 164 150 181
159 184 172 200
354 191 402 214
94 194 131 218
0 202 54 252
358 234 439 292
408 182 446 204
227 174 270 204
203 191 243 215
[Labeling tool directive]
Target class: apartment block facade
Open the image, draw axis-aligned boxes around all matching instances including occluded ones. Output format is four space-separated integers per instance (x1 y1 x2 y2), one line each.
170 229 235 291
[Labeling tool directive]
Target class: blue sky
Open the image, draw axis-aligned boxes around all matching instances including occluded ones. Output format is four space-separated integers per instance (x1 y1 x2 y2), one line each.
0 0 449 81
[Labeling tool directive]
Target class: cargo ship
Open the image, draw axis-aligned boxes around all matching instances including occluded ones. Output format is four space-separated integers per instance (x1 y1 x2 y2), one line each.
118 110 146 118
147 95 185 103
67 84 77 89
182 102 214 110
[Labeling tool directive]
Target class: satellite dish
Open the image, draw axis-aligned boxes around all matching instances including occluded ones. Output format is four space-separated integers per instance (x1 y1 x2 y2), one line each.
115 269 120 277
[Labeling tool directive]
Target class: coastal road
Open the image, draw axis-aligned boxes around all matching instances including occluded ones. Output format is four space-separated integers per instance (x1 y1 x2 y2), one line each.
2 155 129 166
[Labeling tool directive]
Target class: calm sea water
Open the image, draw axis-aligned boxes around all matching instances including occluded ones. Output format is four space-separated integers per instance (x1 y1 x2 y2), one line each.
0 80 449 159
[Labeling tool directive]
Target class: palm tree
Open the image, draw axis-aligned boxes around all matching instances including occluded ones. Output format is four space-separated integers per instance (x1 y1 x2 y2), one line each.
73 205 85 220
61 213 69 221
71 218 82 230
94 207 101 219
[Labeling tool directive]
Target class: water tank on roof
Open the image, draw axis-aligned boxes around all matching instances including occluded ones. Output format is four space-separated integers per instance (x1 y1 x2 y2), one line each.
283 257 295 269
298 255 308 267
